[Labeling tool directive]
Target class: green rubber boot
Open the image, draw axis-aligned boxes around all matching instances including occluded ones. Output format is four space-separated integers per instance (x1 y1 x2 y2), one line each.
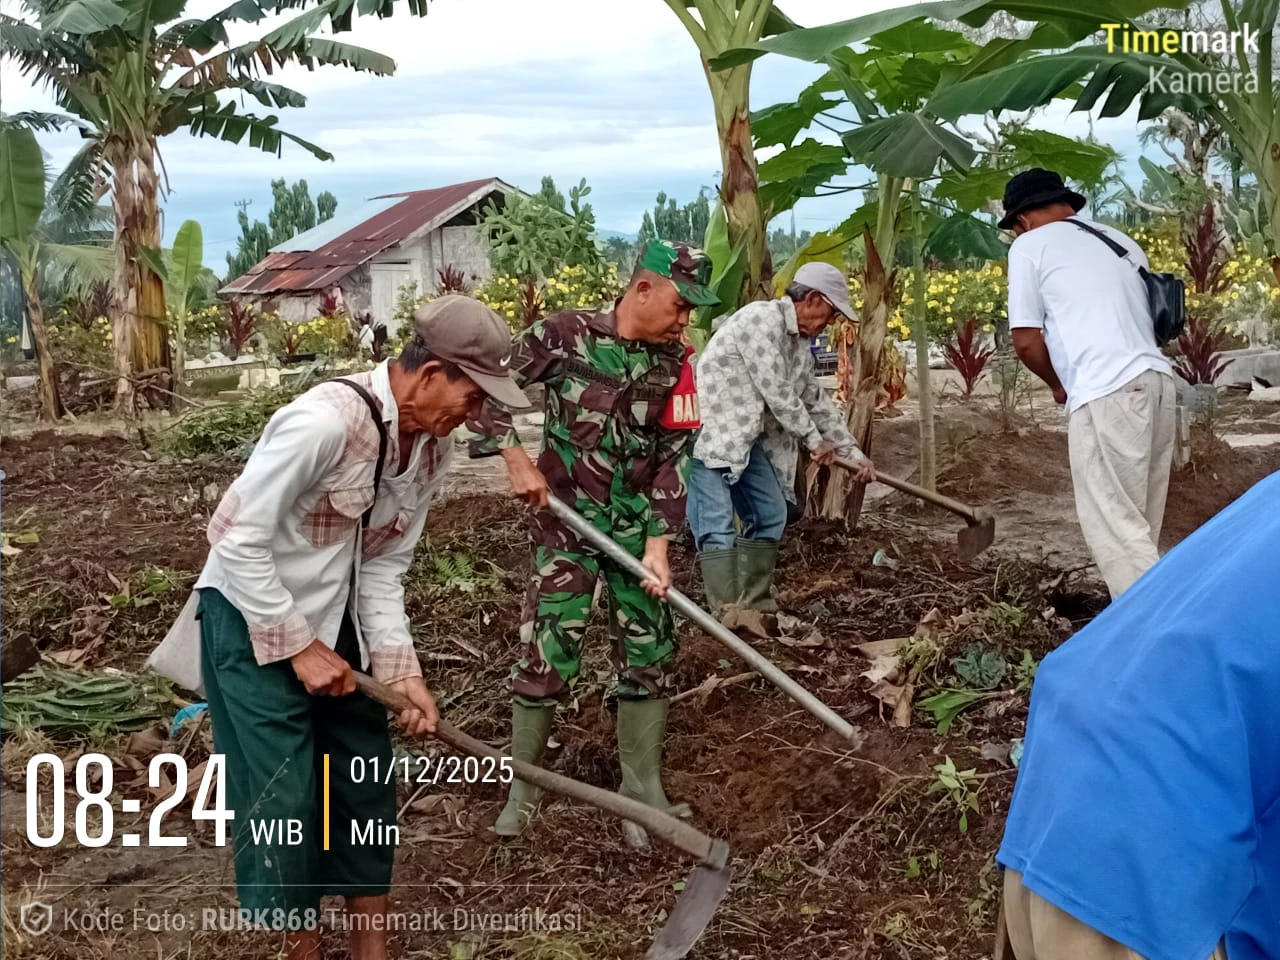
698 547 739 618
492 701 556 838
617 697 673 849
736 538 780 612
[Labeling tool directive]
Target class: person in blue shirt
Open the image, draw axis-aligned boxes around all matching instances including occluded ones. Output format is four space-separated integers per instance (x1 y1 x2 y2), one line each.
997 471 1280 960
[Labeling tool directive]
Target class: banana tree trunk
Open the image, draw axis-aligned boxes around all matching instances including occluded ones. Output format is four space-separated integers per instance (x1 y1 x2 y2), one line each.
109 136 170 415
809 176 903 524
22 258 63 421
707 64 771 303
910 182 936 492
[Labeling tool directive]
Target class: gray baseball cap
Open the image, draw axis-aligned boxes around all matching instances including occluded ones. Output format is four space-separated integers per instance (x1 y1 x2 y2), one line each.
412 295 530 408
793 262 855 320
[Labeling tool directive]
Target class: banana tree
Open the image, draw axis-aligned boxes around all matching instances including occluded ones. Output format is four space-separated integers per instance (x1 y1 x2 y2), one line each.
1 127 62 420
1 122 116 420
2 0 425 415
714 0 1177 524
662 1 802 312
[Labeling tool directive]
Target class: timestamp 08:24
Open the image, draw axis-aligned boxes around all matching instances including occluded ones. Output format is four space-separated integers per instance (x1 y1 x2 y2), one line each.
349 754 513 786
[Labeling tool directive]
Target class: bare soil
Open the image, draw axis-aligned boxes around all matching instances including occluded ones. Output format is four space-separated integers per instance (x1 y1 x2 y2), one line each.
2 400 1278 960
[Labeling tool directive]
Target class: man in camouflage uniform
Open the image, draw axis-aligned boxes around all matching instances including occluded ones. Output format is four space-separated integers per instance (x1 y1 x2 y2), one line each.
469 240 715 843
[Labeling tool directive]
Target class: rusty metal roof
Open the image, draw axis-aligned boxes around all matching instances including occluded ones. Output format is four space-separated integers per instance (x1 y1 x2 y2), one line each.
220 177 513 296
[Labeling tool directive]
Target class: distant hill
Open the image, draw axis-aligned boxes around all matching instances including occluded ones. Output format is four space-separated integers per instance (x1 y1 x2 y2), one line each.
595 229 637 242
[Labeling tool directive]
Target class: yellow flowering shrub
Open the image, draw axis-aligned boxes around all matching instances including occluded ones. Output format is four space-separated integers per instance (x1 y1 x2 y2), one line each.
47 313 113 369
306 313 357 358
263 314 348 358
390 265 622 337
847 262 1007 344
170 304 225 359
1130 223 1280 345
2 331 21 366
476 263 621 331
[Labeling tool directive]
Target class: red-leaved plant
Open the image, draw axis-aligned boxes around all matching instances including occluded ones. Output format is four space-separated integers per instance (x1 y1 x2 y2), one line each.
518 280 544 329
317 290 344 319
1172 315 1234 385
1184 202 1227 295
62 281 114 329
223 301 258 358
435 264 470 296
943 318 996 397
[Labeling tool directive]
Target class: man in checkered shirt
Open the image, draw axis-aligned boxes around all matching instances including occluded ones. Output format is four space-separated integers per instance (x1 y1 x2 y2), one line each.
190 296 528 960
689 262 876 631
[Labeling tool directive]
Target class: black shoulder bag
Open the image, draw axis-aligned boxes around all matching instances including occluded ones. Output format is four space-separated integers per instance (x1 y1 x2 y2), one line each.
332 379 388 528
1067 218 1186 347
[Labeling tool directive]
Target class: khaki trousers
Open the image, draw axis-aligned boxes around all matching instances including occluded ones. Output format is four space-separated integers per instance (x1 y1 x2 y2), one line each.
1001 869 1227 960
1067 369 1177 599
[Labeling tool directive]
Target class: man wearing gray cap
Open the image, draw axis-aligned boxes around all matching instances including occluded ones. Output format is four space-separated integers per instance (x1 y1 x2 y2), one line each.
689 262 875 632
184 295 527 960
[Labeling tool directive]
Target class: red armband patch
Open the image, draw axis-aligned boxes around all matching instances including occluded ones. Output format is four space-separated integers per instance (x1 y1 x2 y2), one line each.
660 345 701 430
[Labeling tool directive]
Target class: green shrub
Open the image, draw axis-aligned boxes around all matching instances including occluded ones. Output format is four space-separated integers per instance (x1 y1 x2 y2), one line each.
164 382 308 458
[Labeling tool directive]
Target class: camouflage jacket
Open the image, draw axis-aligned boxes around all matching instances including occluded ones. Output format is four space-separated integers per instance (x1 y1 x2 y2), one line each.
469 307 692 539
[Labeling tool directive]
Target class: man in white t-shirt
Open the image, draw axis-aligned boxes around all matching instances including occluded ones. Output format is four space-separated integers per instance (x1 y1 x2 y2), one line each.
1001 168 1176 599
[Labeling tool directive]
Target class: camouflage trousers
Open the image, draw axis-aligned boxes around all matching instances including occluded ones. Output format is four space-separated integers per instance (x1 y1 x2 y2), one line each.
512 506 676 703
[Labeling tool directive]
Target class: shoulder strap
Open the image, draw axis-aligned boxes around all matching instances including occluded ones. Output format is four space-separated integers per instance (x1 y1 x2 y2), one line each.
332 378 388 528
1067 218 1131 260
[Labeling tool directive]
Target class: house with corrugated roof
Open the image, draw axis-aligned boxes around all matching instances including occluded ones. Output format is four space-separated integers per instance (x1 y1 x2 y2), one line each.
219 177 516 332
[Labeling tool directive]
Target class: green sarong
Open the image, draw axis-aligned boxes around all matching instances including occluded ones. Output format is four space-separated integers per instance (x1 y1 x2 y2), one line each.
198 588 396 925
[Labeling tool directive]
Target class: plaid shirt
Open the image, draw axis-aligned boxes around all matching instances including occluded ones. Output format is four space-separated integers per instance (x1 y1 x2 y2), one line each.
195 362 451 683
693 297 862 498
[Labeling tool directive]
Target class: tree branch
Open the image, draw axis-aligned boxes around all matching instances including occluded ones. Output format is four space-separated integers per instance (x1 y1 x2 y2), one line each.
69 361 213 408
1125 193 1178 216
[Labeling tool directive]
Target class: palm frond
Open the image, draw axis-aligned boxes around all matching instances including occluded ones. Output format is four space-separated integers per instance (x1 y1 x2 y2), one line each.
0 110 84 133
325 0 428 31
0 14 93 78
186 102 332 160
295 37 394 75
45 140 110 236
39 241 114 300
218 79 308 109
173 40 290 86
174 31 391 89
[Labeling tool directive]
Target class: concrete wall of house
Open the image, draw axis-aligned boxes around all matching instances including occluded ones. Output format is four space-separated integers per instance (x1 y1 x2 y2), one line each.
273 295 319 324
440 226 491 286
251 266 374 328
344 267 373 317
369 254 417 334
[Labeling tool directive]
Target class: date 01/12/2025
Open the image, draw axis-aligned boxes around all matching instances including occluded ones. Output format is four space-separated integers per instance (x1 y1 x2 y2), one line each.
348 754 513 786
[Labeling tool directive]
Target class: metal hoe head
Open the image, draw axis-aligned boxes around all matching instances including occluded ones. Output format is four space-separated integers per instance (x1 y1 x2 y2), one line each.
646 842 733 960
957 510 996 562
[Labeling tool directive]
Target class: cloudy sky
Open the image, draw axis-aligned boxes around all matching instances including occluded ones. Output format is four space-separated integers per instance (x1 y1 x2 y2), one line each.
3 0 1149 272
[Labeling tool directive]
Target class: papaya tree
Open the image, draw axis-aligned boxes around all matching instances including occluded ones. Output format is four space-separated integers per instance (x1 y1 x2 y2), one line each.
2 0 427 415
